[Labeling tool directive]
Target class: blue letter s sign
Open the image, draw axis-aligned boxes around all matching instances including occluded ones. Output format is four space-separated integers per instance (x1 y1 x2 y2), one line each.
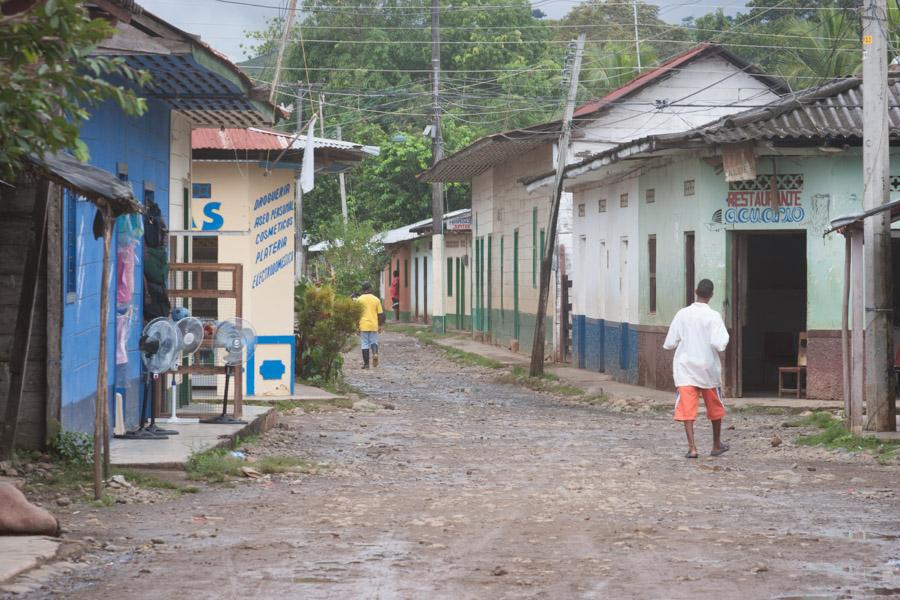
201 202 224 231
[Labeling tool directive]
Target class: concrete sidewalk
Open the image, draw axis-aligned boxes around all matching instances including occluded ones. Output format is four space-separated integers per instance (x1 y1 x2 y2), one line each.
434 335 843 412
109 404 276 468
247 382 342 403
0 536 58 586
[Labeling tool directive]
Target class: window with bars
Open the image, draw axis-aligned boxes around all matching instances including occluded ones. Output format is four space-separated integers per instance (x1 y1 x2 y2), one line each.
578 203 585 217
646 188 655 204
599 198 607 213
648 235 657 314
684 179 695 196
620 193 629 208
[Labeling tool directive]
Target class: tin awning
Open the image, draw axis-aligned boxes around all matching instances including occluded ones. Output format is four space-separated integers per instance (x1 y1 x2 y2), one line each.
25 152 141 216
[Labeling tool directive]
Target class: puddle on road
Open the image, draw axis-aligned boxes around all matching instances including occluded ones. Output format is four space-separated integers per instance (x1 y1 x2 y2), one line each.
848 532 900 542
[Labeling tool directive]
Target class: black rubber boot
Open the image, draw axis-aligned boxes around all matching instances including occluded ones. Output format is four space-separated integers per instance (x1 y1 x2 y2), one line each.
371 344 379 368
362 349 370 369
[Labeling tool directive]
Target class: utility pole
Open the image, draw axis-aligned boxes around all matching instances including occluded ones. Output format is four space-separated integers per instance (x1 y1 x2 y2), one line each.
337 125 349 224
269 0 298 103
632 0 641 71
529 33 585 377
861 0 896 432
430 0 446 334
294 93 304 281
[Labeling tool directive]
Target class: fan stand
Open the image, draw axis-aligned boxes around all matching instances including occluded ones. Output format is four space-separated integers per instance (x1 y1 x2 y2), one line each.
157 374 195 425
200 365 247 425
116 371 168 439
143 373 179 436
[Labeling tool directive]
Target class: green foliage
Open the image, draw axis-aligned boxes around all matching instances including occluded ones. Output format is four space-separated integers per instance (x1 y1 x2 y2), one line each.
185 446 313 482
795 412 900 462
294 283 364 382
49 430 93 466
0 0 149 180
314 216 389 295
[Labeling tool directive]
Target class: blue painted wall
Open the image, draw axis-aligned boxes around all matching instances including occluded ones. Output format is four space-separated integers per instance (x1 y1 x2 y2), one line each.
571 316 638 385
60 98 171 434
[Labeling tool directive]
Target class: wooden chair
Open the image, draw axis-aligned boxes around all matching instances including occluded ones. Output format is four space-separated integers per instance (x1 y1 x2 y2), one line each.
778 332 807 398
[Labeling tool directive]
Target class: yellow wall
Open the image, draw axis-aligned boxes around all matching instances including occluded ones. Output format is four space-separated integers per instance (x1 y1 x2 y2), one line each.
191 162 296 396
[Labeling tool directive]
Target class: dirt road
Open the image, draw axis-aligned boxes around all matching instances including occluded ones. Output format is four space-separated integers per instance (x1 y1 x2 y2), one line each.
9 332 900 599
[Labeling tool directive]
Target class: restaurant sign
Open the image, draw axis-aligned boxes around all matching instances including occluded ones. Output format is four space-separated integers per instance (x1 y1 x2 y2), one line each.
723 173 804 224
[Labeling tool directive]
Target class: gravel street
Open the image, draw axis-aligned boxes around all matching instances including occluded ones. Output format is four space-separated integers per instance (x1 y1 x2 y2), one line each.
7 331 900 599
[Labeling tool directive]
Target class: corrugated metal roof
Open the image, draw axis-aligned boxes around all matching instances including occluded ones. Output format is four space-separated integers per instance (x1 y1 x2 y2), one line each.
691 76 900 143
308 209 469 252
192 127 379 157
527 75 899 191
418 126 558 183
26 152 141 216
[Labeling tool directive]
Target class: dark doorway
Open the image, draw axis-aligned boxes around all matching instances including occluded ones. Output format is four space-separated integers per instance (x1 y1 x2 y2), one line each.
739 232 807 393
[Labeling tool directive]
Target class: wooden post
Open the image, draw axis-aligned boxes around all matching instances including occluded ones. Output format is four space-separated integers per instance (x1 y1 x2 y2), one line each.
0 179 50 460
530 33 586 377
233 263 243 419
841 233 851 424
850 225 865 434
93 206 113 500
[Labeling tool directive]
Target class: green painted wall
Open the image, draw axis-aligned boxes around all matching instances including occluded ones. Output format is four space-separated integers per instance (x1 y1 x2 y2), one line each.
636 149 898 331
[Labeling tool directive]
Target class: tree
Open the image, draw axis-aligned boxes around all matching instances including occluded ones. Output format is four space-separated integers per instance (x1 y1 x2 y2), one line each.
775 9 861 88
313 215 389 296
244 0 561 238
0 0 148 180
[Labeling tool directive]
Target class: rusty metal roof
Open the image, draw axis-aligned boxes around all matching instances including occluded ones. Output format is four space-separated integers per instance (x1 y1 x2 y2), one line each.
418 125 559 183
573 43 787 119
26 152 141 216
192 127 379 156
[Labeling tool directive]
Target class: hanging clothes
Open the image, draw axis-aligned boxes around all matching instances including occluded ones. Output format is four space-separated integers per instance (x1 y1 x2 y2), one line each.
116 242 136 306
116 310 131 365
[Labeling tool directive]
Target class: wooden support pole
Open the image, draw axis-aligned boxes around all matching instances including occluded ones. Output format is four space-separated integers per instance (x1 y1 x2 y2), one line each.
93 206 113 500
530 33 585 377
0 179 50 460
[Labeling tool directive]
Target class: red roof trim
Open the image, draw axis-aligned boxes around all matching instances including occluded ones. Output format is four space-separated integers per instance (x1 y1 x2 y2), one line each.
573 43 717 118
192 128 294 151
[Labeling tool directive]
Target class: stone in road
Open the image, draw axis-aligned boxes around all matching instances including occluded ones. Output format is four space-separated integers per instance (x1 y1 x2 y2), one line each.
12 332 899 599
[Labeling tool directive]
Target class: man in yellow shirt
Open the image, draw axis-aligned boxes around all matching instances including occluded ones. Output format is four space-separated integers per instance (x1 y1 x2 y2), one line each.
356 282 384 369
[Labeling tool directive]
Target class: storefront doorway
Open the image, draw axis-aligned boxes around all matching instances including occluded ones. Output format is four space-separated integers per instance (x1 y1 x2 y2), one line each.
731 231 807 396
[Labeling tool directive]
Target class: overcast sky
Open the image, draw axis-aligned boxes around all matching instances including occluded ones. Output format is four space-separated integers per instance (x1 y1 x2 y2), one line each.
138 0 747 63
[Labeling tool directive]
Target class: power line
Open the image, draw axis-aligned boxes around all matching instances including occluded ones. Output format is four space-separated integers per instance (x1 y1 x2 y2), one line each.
213 0 862 12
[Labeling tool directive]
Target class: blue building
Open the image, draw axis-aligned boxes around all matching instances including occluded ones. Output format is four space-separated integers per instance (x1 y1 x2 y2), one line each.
0 2 280 450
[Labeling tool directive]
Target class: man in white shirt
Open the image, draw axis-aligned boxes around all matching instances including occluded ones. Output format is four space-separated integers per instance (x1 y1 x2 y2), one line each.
663 279 730 458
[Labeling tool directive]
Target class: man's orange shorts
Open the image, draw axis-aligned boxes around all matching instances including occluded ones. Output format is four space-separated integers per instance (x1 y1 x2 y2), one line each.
674 386 725 421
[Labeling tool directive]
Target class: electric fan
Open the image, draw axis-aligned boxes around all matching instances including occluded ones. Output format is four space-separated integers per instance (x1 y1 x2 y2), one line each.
200 317 256 425
117 317 181 439
159 316 205 425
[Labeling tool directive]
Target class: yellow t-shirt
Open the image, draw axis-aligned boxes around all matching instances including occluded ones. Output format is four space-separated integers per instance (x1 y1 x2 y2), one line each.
357 293 383 332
